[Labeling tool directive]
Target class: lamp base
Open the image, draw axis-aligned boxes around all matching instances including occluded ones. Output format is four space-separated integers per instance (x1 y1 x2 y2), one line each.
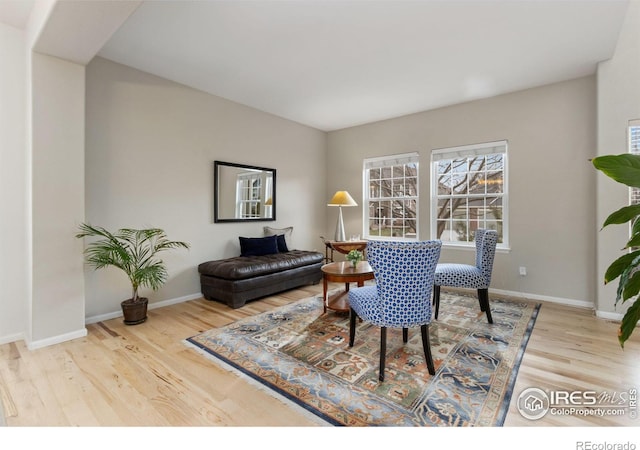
334 206 346 241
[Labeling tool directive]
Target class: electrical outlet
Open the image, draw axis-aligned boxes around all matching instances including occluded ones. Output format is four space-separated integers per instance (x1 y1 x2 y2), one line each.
519 266 527 276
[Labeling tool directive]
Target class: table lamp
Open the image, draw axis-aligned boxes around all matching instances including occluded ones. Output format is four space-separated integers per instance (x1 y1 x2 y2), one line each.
327 190 357 241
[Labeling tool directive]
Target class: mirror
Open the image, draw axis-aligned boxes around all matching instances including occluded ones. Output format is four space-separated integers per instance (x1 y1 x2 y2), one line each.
214 161 276 223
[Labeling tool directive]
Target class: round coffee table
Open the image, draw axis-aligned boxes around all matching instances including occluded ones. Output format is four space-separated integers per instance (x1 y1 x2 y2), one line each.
321 261 374 313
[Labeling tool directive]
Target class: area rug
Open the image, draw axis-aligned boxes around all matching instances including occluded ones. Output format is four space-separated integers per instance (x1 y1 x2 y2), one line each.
185 290 540 426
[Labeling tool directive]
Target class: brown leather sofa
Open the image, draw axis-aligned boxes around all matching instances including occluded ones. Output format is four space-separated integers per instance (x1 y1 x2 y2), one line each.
198 250 324 308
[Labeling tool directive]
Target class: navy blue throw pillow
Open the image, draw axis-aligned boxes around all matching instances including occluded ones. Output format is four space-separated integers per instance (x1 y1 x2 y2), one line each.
275 234 289 252
239 235 279 257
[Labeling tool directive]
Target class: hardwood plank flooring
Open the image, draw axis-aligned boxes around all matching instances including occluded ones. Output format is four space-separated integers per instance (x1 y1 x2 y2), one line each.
1 284 639 427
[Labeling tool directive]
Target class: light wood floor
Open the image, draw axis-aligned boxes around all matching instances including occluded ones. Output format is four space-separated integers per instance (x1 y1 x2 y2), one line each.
1 283 639 427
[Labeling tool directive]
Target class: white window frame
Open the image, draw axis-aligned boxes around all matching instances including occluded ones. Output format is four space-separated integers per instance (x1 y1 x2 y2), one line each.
430 140 509 249
236 172 262 219
363 152 420 241
629 119 640 207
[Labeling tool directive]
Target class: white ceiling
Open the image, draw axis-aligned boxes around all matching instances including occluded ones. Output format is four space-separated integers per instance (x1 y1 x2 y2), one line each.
1 1 631 131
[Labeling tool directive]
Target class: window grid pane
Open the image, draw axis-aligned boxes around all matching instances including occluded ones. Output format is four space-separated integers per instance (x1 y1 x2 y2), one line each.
432 145 506 246
237 173 262 218
630 125 640 206
364 154 419 240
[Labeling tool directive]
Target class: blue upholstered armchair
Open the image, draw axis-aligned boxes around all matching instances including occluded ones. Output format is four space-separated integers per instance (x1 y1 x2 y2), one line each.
347 240 442 382
433 229 498 324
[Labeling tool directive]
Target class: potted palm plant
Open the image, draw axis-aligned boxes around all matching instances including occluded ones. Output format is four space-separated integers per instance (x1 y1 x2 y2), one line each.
593 153 640 347
76 223 190 325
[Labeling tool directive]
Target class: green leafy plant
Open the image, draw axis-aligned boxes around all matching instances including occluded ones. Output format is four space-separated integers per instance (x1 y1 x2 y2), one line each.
592 153 640 347
76 223 190 303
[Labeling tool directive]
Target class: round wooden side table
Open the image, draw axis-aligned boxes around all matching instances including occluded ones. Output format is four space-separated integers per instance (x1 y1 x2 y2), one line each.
321 261 374 313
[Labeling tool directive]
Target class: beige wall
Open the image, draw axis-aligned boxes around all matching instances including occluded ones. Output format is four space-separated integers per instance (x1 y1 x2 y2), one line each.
0 1 90 348
31 52 87 344
0 23 28 343
596 0 640 317
84 57 327 318
327 76 597 306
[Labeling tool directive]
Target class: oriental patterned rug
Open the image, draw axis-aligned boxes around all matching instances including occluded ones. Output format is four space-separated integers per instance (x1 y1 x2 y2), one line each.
185 290 540 426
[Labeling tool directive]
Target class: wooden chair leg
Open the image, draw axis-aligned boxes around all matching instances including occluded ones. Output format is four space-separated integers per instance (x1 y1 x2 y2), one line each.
349 307 357 347
478 289 493 324
402 328 408 343
433 285 441 320
379 327 387 382
420 324 435 375
349 308 357 347
478 290 486 311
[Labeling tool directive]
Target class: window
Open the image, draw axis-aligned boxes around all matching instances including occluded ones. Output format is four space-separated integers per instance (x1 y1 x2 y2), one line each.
363 153 419 240
629 120 640 206
431 141 508 248
236 172 264 218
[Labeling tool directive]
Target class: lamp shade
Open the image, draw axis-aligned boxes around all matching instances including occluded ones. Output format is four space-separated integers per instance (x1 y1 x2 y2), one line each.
327 191 358 207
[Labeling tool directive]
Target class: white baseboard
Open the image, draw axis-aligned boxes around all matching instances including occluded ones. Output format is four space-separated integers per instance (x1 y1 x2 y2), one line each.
0 293 204 349
85 292 203 325
0 332 24 346
26 328 88 350
490 287 595 310
595 310 625 322
491 288 629 323
444 286 595 310
472 287 627 323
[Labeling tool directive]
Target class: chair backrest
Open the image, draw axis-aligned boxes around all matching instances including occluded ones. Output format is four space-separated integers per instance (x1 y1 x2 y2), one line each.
366 240 442 327
474 229 498 285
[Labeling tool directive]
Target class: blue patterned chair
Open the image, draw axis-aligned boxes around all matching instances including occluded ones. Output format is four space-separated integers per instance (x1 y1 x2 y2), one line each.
432 229 498 324
347 240 442 381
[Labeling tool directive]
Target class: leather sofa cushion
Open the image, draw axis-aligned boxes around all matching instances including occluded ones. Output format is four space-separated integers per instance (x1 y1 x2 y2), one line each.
198 250 323 281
